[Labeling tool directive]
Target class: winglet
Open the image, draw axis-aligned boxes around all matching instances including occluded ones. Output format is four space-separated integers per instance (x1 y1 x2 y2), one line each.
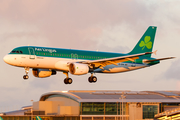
153 50 157 55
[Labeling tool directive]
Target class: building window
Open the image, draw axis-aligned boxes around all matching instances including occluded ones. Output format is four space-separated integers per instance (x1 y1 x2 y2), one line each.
143 105 158 119
82 103 104 115
81 102 126 115
105 103 117 115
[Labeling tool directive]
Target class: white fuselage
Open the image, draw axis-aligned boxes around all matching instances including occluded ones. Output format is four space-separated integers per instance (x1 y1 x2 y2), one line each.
3 54 148 74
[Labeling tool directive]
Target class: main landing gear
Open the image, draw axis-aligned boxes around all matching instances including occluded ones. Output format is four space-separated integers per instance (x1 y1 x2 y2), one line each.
23 67 29 80
63 72 73 84
63 72 97 84
88 73 97 83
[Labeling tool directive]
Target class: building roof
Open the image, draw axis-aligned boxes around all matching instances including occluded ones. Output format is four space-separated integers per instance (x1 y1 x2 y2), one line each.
39 90 180 103
3 109 29 116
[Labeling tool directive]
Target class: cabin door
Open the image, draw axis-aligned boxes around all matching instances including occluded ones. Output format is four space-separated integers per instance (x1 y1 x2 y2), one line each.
28 47 35 59
71 53 78 60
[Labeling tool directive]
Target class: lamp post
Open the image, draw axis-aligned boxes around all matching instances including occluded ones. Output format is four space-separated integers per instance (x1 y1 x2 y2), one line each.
120 92 126 120
31 100 33 120
117 102 118 120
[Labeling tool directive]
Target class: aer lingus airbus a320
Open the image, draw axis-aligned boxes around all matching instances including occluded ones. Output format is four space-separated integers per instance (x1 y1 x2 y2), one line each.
3 26 174 84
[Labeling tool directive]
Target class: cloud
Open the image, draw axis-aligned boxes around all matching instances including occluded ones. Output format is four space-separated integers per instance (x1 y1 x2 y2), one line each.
164 59 180 80
0 0 153 49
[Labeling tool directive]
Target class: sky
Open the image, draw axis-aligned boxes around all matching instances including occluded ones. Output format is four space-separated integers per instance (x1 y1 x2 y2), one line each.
0 0 180 112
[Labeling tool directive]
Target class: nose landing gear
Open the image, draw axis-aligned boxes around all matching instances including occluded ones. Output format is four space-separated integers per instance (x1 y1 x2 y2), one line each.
23 67 29 80
23 75 29 79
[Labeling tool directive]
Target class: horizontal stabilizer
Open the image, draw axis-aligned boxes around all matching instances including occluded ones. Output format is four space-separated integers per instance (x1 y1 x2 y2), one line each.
144 57 175 63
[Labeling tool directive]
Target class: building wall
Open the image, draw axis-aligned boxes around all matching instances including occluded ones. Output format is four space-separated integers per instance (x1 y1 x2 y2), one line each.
33 101 54 115
33 96 79 115
129 104 142 120
129 103 159 120
59 106 79 115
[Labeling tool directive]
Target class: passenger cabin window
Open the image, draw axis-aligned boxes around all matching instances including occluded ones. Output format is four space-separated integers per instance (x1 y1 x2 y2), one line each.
20 51 23 54
16 51 19 53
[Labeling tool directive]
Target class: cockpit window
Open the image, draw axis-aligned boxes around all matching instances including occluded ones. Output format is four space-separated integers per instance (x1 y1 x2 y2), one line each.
11 51 16 53
10 50 23 54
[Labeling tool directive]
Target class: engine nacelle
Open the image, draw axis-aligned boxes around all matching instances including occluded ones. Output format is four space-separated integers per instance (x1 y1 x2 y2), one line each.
69 63 89 75
32 69 56 78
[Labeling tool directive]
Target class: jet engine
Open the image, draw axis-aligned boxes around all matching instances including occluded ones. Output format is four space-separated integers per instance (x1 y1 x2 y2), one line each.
32 69 56 78
69 63 89 75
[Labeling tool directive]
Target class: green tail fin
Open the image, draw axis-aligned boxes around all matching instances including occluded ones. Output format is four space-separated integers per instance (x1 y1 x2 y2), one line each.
0 117 3 120
36 116 42 120
128 26 157 57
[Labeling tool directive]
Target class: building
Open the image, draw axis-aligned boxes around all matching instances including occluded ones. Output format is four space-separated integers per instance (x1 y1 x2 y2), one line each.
155 107 180 119
1 90 180 120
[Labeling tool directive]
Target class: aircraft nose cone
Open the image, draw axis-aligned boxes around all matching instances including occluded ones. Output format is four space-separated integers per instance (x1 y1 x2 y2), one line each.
3 55 10 64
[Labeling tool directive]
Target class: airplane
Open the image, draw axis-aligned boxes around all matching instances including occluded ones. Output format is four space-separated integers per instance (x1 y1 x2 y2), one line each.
3 26 175 84
0 116 3 120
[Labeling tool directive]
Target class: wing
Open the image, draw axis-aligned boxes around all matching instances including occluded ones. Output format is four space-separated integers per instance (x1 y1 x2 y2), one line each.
79 52 153 69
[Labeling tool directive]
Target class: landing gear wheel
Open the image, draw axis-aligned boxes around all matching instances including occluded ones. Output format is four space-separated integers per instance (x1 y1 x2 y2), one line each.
88 77 93 83
92 76 97 82
64 78 73 84
88 76 97 83
64 78 68 84
23 75 29 80
67 78 73 84
23 67 29 80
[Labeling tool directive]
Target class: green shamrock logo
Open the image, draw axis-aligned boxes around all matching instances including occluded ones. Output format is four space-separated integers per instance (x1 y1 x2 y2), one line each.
139 36 152 50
